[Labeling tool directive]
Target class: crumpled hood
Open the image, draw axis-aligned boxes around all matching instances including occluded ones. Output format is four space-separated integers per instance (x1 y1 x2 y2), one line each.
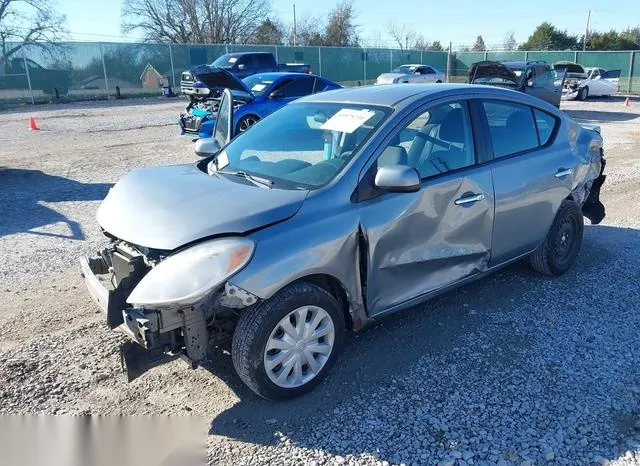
97 164 308 250
376 73 405 83
189 65 252 94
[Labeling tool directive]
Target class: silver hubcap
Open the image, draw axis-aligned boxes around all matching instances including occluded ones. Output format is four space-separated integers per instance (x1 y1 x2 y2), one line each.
239 117 256 132
264 306 335 388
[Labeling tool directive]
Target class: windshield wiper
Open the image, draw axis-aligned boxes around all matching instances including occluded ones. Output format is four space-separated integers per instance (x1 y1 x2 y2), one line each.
220 170 273 188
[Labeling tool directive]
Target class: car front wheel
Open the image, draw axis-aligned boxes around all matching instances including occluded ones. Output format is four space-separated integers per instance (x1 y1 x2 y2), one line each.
578 86 589 101
530 200 584 276
236 115 259 133
232 282 344 400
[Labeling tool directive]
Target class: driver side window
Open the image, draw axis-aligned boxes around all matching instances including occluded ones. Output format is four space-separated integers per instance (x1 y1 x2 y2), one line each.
377 101 476 179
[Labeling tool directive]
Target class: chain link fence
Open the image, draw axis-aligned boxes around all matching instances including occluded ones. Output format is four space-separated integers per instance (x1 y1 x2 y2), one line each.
1 42 638 105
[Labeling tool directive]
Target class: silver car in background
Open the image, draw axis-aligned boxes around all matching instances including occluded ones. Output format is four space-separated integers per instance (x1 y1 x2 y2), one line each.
375 64 445 84
81 84 606 400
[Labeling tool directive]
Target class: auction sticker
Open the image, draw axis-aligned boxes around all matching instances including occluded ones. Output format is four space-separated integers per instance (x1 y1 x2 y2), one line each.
321 108 376 133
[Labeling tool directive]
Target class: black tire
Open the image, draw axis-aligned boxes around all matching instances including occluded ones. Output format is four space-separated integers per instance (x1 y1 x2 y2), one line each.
578 86 589 101
436 80 442 83
530 200 584 276
236 115 259 134
232 282 345 400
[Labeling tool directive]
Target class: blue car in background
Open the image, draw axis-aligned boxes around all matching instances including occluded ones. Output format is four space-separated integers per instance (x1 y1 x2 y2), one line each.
179 67 342 138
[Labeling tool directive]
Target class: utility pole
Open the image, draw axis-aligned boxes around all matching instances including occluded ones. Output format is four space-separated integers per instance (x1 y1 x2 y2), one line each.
405 36 408 51
583 9 591 51
293 2 297 47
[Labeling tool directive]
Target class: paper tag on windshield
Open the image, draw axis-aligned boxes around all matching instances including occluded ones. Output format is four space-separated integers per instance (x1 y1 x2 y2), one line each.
251 83 267 92
320 109 376 134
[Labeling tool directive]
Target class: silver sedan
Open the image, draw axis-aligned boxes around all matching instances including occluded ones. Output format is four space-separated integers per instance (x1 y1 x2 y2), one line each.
81 84 606 400
375 64 446 84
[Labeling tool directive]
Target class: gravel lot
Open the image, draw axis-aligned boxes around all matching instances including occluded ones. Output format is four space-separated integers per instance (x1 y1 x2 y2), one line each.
1 95 639 466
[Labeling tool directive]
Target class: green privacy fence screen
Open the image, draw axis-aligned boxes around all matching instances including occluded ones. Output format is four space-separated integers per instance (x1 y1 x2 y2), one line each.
1 42 638 104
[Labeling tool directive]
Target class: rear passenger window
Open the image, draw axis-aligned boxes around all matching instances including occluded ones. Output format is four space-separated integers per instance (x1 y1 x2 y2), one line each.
483 101 538 158
534 109 557 145
279 77 315 97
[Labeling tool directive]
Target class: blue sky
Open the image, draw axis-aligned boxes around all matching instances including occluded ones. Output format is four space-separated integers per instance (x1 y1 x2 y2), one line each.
56 0 637 48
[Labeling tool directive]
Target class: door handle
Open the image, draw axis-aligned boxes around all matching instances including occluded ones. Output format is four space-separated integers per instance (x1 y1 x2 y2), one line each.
554 168 573 178
454 193 485 206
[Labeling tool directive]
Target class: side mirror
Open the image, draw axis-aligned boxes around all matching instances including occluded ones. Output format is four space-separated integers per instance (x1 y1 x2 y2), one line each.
374 165 420 193
237 63 246 71
194 137 221 158
269 89 284 99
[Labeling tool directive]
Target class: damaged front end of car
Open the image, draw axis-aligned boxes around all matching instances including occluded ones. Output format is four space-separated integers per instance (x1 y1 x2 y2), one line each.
80 237 259 381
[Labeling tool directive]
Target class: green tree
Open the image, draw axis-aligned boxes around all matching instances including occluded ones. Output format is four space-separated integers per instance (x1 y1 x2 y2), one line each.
428 41 443 51
472 35 486 52
250 19 285 45
519 22 578 50
323 0 358 47
585 30 638 50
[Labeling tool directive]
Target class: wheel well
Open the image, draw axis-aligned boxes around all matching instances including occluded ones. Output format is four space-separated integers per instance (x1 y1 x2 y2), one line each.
293 274 352 330
236 114 260 132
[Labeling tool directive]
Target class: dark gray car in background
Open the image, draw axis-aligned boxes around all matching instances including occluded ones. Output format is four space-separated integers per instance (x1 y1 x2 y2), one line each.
467 60 565 107
81 84 606 400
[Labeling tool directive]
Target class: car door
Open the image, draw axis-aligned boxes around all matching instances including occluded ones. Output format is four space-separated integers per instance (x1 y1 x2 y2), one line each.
260 76 316 116
599 69 621 96
357 99 494 315
422 66 437 83
481 99 576 265
526 65 562 107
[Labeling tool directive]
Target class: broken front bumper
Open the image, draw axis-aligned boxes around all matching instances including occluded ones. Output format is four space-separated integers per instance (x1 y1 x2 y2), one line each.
80 253 208 380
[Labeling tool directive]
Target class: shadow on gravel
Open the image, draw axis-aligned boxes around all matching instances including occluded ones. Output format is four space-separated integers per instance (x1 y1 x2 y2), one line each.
564 109 639 123
0 168 112 239
207 224 640 463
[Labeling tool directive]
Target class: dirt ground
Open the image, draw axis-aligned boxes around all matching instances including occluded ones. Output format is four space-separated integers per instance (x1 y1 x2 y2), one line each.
0 95 639 466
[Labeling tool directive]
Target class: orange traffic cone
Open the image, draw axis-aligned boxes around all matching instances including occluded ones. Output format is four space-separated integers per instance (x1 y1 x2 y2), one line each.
625 97 631 107
28 116 39 130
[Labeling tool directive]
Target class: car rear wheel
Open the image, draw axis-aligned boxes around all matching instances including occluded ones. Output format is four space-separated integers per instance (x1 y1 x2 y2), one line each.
530 200 584 276
236 115 259 133
436 80 442 83
578 86 589 101
232 282 344 400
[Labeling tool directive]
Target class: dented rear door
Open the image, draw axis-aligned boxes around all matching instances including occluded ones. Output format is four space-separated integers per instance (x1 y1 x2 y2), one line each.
359 167 494 315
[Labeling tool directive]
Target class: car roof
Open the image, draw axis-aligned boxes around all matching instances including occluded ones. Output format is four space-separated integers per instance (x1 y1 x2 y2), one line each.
226 51 271 56
297 83 540 108
245 72 334 82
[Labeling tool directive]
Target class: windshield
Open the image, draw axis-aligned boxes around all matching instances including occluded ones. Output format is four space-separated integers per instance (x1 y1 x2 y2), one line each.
210 103 390 189
241 75 275 96
391 65 415 74
212 54 239 69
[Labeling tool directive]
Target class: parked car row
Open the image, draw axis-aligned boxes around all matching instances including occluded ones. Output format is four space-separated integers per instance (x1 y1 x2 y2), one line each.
82 74 607 400
466 59 620 106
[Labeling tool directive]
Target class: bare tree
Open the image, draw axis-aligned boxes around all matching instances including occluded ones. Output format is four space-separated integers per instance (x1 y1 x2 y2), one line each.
290 14 323 46
503 31 517 51
324 0 358 47
0 0 66 68
385 21 416 51
121 0 271 44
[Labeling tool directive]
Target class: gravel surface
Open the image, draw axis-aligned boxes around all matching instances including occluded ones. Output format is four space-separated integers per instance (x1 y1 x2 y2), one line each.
1 96 639 466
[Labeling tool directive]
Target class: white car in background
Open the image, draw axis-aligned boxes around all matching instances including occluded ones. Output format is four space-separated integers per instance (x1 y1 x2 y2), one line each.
560 64 621 100
375 64 445 85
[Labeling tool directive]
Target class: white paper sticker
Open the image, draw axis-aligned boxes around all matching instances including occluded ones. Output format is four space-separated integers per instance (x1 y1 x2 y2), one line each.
228 57 238 64
320 109 376 134
251 83 267 92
